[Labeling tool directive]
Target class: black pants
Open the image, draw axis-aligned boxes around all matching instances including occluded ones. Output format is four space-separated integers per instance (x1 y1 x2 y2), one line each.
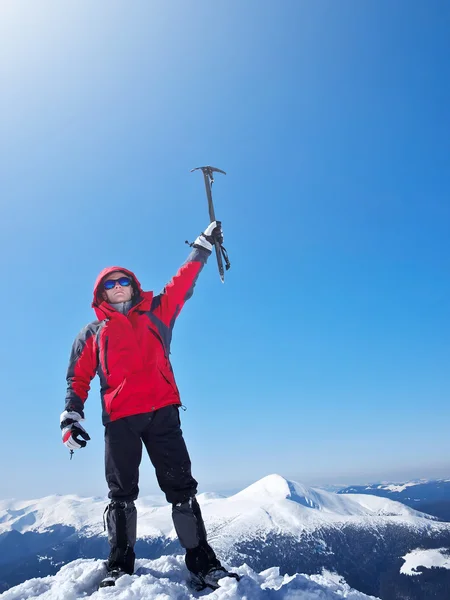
104 405 220 575
105 404 197 504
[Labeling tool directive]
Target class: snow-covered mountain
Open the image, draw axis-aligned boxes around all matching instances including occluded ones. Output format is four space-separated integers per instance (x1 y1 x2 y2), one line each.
0 474 435 539
1 474 450 599
339 478 450 521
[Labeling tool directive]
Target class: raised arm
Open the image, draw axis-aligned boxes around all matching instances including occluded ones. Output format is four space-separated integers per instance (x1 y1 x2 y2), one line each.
153 221 222 327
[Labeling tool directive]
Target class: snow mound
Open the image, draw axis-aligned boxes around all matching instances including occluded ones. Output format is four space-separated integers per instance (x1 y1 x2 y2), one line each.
1 555 379 599
401 548 450 575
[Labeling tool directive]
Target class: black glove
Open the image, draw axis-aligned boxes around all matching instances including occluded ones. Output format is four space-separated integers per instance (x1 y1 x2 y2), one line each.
60 410 91 450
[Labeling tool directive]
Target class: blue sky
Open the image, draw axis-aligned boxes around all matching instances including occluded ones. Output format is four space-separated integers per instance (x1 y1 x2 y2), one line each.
1 0 449 499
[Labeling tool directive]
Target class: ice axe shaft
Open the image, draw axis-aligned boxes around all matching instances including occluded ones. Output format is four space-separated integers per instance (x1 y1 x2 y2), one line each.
191 166 229 282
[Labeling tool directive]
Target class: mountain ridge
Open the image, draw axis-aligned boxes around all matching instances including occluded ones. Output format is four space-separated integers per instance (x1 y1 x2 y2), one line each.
1 474 449 599
0 474 437 538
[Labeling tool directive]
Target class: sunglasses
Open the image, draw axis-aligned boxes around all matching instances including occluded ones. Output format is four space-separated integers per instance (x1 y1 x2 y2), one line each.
103 276 132 290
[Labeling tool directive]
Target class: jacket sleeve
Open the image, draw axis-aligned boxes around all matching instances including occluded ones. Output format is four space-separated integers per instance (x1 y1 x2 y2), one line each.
65 324 99 417
153 246 211 328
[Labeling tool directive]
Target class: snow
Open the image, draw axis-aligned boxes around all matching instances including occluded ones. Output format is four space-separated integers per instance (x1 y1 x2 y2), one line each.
0 475 439 544
2 475 444 599
1 555 379 599
343 493 433 520
0 495 108 536
401 548 450 576
377 483 420 493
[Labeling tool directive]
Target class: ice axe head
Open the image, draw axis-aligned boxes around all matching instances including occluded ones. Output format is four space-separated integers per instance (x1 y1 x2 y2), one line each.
191 165 226 219
190 166 226 184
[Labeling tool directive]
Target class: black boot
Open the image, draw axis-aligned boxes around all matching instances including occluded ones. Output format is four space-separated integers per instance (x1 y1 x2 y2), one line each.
189 566 241 591
172 496 240 590
103 500 137 578
185 540 221 576
186 543 240 591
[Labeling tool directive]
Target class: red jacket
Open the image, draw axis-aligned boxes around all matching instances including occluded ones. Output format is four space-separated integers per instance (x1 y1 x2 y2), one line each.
65 247 210 424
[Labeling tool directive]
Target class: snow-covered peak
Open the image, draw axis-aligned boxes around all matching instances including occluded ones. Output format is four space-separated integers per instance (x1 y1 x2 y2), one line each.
235 473 299 501
1 555 379 599
234 474 330 510
0 474 439 540
231 474 433 519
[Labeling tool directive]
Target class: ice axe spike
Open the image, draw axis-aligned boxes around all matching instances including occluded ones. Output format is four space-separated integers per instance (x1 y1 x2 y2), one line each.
191 166 230 283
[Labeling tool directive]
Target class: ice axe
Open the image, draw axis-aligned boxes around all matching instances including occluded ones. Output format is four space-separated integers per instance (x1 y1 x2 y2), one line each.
190 166 231 283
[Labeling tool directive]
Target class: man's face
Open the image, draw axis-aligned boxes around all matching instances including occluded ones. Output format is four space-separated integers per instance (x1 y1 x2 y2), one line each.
102 271 134 304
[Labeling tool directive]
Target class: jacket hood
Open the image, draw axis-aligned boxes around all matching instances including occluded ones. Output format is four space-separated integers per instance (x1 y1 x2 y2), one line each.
92 266 144 310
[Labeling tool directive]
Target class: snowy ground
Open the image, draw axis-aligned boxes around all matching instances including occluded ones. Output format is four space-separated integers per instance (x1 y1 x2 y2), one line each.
1 555 379 600
401 547 450 575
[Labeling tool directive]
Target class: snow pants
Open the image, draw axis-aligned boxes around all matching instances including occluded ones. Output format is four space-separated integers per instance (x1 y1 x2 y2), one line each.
104 404 220 575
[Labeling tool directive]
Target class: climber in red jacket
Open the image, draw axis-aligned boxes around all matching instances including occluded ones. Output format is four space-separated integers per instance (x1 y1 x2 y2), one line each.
60 221 239 590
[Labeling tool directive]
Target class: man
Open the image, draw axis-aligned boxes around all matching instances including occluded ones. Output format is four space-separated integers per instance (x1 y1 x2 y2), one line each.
60 221 238 590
